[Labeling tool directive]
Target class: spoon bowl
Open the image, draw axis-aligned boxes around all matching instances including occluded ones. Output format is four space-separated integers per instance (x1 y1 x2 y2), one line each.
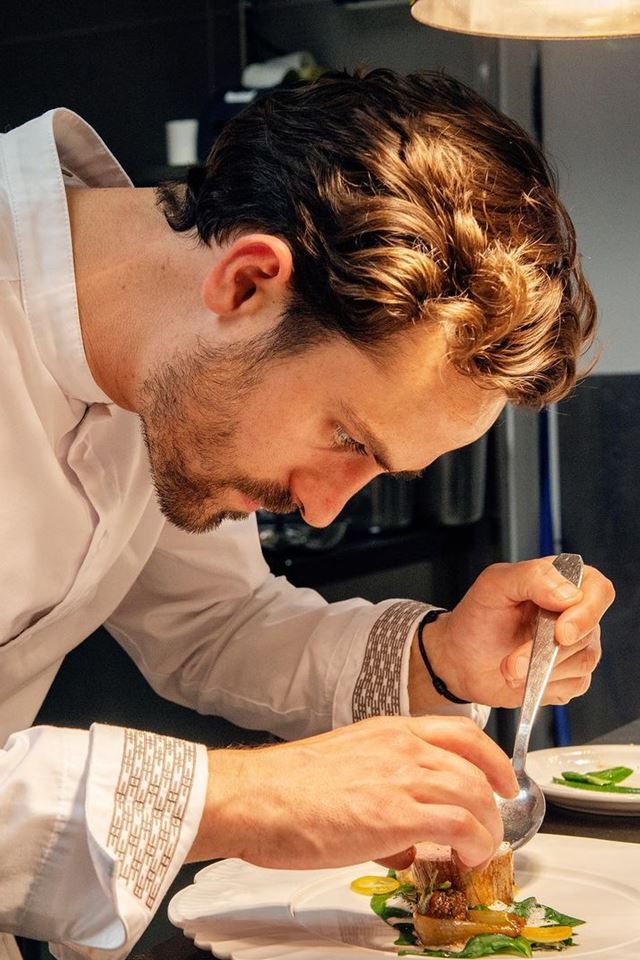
496 770 546 851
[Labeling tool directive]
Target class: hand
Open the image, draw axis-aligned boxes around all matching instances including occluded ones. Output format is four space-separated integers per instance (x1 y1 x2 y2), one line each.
414 557 615 709
187 715 518 871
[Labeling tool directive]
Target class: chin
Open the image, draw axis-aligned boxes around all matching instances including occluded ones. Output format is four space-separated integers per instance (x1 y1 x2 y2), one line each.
157 495 249 534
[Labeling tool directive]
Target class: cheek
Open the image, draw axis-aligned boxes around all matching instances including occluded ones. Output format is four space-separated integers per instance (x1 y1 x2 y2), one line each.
242 365 325 458
232 402 299 474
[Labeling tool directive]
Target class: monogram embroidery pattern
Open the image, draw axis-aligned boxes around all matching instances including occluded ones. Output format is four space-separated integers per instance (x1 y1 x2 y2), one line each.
352 600 427 721
107 729 196 909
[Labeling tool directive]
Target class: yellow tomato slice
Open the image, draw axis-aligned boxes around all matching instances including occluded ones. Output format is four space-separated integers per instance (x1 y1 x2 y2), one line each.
350 875 400 896
522 925 574 942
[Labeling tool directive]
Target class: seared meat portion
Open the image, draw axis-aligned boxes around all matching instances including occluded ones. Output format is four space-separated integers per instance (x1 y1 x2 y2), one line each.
397 840 514 907
426 889 468 920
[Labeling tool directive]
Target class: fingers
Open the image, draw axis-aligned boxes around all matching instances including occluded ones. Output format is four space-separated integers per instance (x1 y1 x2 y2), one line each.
541 627 601 704
549 626 602 680
375 847 416 871
542 674 593 705
371 717 509 869
412 754 505 856
501 558 612 688
412 804 498 869
554 567 615 646
503 625 602 689
407 715 519 799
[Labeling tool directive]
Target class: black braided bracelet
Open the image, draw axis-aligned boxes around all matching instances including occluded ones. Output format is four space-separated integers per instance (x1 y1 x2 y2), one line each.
417 609 471 705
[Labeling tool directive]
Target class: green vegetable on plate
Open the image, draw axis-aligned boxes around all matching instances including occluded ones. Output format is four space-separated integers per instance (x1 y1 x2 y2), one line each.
367 882 583 957
554 766 640 793
398 932 534 957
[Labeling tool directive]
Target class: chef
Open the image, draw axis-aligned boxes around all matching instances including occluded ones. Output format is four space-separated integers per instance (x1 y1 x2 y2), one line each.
0 68 613 960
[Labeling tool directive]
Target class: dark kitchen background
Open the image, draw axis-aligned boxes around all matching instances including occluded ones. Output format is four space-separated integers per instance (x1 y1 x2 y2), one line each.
2 0 639 898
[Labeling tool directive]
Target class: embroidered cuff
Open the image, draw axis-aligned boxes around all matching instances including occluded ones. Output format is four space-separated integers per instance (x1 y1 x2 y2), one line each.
50 723 208 960
106 728 199 910
352 600 427 721
347 602 490 728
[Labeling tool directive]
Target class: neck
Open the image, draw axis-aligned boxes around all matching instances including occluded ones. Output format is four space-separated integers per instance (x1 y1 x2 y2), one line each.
66 185 210 410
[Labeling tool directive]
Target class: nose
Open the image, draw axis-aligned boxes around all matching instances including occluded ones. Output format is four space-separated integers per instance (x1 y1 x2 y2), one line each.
290 463 379 528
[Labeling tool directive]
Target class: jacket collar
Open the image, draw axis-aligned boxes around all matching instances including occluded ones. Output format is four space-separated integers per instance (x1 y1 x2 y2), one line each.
1 108 132 405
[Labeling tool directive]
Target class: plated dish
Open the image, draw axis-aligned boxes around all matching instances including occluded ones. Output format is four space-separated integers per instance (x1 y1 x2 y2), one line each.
168 833 640 959
527 744 640 815
355 839 584 956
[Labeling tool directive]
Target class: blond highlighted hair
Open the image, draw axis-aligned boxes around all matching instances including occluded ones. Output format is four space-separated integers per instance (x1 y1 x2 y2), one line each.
158 69 595 407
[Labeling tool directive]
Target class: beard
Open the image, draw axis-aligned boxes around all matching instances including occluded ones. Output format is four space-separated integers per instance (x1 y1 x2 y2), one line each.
138 335 297 533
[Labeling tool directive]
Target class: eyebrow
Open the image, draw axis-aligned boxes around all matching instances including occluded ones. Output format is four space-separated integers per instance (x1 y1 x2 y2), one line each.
338 404 425 481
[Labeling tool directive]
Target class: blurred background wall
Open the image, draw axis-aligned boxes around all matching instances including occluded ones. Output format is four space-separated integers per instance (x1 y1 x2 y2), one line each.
542 38 640 740
0 0 242 182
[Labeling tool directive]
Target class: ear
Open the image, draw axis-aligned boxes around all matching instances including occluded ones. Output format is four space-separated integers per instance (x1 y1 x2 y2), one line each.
202 234 293 322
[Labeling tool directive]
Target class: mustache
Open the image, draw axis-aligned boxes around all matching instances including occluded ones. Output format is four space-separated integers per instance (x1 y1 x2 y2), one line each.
234 477 297 514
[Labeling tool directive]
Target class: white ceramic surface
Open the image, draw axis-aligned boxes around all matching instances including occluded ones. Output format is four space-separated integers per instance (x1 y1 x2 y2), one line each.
168 833 640 958
527 743 640 815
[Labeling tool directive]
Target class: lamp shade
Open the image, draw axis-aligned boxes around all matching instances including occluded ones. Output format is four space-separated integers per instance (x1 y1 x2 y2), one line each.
410 0 640 38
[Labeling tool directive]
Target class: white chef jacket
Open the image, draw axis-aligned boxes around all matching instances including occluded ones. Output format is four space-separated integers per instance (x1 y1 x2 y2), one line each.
0 108 488 960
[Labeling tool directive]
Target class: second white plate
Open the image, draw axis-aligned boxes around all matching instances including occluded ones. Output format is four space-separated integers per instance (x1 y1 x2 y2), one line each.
527 743 640 815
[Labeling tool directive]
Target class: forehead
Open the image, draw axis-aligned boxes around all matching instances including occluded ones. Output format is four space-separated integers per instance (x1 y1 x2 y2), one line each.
355 327 505 456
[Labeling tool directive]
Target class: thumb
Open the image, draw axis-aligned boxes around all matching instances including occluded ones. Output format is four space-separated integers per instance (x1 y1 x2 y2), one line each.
375 846 416 872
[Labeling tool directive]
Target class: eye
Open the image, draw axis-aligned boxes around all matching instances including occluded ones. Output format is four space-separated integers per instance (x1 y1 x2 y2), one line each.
333 425 368 457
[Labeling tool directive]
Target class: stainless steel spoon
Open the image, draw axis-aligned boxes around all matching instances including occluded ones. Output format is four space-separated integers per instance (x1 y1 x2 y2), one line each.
496 553 584 850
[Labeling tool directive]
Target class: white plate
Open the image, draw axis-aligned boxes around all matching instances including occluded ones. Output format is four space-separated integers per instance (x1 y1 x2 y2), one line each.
168 833 640 958
527 743 640 815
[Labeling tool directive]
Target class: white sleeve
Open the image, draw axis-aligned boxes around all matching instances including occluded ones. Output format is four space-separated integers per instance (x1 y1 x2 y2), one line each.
0 724 208 960
106 515 489 741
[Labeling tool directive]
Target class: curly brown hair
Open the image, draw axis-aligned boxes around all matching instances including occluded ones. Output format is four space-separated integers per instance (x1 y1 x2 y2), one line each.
157 68 596 407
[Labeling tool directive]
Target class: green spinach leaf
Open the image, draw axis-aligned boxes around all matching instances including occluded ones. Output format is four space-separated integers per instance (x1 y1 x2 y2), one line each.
512 898 584 927
394 924 419 946
540 907 584 927
398 933 533 957
511 898 537 920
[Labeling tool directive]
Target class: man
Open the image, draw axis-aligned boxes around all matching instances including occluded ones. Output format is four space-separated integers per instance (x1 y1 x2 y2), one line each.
0 69 613 960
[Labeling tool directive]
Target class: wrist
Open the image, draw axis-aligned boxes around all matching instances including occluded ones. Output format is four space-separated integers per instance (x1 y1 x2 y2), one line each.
186 748 246 863
408 611 470 712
